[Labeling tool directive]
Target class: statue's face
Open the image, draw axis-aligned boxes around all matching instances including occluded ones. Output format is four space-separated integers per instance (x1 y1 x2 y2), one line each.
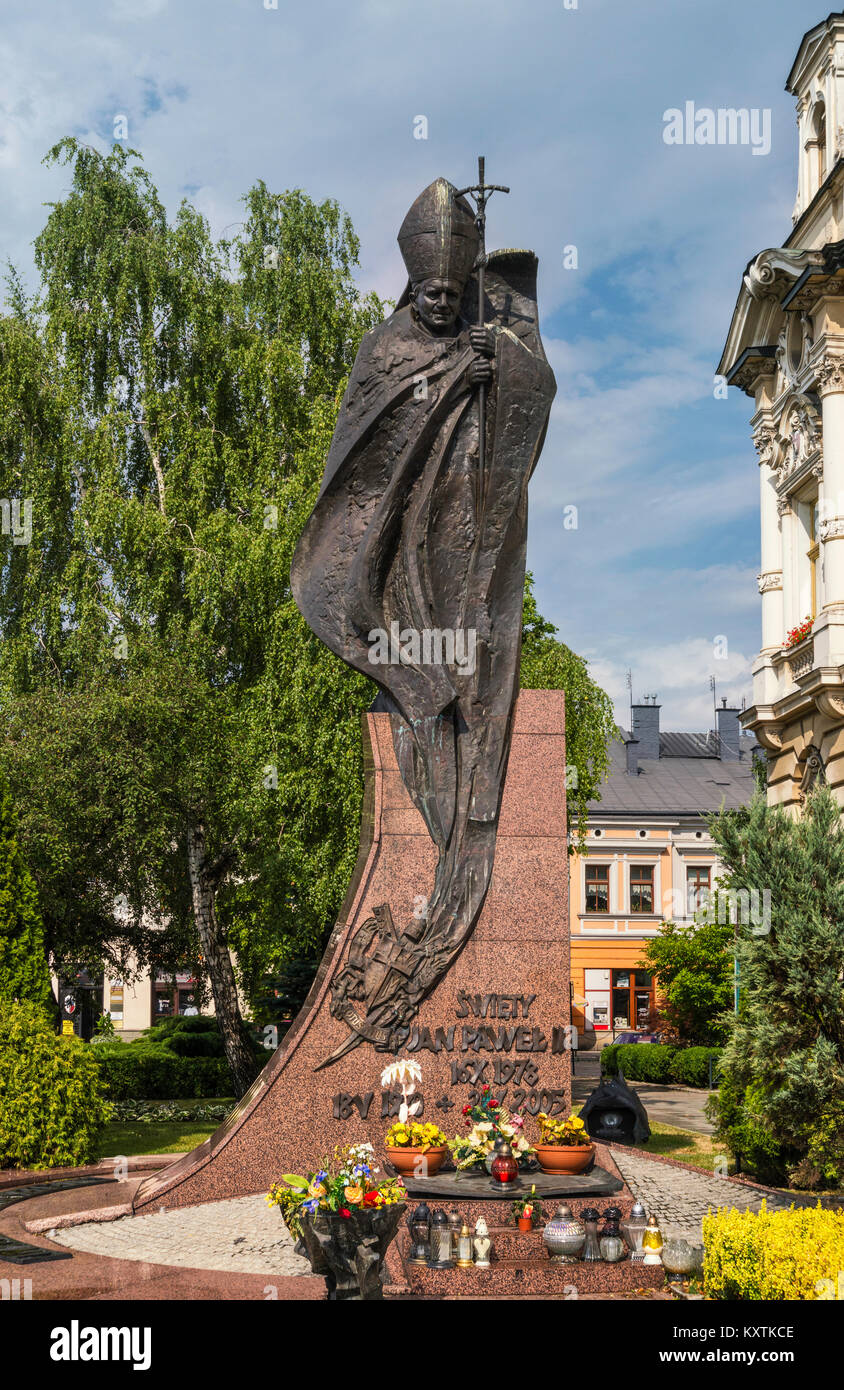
412 277 463 334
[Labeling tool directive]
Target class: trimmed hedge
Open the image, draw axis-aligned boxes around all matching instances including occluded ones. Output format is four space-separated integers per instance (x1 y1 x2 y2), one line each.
0 1000 112 1167
92 1047 239 1100
600 1043 722 1087
703 1203 844 1300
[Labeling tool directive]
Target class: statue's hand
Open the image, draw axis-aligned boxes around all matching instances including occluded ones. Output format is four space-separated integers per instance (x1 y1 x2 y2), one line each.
468 355 493 386
469 326 496 356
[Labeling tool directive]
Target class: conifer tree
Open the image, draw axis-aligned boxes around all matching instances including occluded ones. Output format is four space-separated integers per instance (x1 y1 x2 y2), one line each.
709 788 844 1186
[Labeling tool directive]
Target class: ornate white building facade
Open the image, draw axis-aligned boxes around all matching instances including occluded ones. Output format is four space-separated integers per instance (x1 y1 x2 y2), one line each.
720 12 844 807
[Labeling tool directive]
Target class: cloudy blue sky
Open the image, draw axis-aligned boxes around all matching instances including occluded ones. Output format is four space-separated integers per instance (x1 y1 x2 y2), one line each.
0 0 819 729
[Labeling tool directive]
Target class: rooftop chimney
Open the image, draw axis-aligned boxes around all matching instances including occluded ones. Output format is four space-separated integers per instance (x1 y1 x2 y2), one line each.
625 735 640 775
716 698 741 761
631 697 661 763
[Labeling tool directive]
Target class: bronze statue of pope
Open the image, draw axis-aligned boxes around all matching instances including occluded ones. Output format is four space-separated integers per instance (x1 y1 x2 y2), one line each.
291 175 556 1066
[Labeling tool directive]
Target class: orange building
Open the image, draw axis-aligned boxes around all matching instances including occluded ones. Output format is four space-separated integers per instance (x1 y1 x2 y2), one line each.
570 699 759 1049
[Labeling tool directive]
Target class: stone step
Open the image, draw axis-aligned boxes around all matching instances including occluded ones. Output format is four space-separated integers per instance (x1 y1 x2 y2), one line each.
405 1256 664 1299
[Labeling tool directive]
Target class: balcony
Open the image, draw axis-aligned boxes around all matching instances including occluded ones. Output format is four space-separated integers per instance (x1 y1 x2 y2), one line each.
772 632 815 684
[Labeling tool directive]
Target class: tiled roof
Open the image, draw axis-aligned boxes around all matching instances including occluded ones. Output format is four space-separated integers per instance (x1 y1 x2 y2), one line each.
589 736 758 815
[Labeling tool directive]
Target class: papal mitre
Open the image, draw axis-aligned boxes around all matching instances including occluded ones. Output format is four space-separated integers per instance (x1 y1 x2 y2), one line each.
397 178 480 287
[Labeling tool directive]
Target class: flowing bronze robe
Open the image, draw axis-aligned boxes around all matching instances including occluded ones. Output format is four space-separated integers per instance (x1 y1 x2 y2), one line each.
291 250 556 1062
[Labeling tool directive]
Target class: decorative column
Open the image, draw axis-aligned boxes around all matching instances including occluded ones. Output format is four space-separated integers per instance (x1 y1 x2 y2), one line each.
753 420 784 652
794 96 808 222
778 498 795 636
816 354 844 610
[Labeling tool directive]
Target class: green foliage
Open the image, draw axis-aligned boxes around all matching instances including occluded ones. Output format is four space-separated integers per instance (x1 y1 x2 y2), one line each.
251 955 319 1027
703 1202 844 1300
520 574 616 845
0 140 384 1076
668 1047 723 1088
93 1045 247 1100
707 788 844 1188
0 774 51 1007
705 1075 790 1186
637 912 734 1045
0 1000 112 1167
109 1100 232 1123
0 139 616 1054
601 1043 674 1084
600 1042 722 1087
144 1015 220 1039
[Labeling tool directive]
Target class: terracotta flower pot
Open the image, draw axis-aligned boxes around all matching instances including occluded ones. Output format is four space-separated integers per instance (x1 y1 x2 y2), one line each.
384 1145 448 1178
517 1215 532 1233
534 1143 594 1175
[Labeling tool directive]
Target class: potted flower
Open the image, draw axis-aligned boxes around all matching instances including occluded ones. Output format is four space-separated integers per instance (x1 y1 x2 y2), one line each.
449 1085 534 1172
512 1185 543 1232
379 1058 449 1176
533 1111 594 1175
785 615 813 649
267 1142 406 1300
384 1118 450 1176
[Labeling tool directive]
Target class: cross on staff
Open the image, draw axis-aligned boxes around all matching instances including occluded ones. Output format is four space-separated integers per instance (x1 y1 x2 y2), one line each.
454 156 509 514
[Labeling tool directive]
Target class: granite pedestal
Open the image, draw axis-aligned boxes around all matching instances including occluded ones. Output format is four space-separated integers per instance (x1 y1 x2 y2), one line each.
134 690 570 1213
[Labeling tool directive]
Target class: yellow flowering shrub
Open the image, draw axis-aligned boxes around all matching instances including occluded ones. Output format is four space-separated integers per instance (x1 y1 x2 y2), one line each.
385 1120 447 1149
703 1202 844 1300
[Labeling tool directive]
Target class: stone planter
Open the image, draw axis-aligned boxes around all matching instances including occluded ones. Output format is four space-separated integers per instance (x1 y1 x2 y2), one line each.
384 1145 448 1178
534 1143 595 1175
294 1204 406 1300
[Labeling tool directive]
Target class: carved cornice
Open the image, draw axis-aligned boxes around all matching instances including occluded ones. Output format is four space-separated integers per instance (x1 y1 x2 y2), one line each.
752 423 775 466
754 723 785 752
814 352 844 395
816 689 844 720
744 248 824 301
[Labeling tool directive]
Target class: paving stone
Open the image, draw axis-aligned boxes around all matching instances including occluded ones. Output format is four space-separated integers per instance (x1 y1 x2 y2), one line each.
52 1193 311 1277
610 1149 800 1240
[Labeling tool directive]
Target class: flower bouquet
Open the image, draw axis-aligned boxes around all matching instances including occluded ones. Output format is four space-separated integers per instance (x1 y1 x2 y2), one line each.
533 1110 594 1175
449 1085 534 1172
267 1142 406 1300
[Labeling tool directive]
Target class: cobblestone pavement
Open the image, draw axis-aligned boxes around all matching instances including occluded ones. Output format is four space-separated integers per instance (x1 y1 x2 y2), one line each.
52 1194 312 1277
610 1149 802 1241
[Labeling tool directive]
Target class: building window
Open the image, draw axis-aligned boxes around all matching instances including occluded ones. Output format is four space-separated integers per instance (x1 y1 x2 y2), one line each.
611 969 654 1031
814 102 827 186
585 864 610 913
108 980 124 1030
687 865 711 915
629 864 654 913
